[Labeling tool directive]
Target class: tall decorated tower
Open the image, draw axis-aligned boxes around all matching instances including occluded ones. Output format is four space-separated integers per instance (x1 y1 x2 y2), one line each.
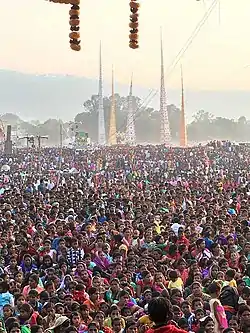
160 33 171 145
180 66 187 147
126 75 136 145
98 42 106 145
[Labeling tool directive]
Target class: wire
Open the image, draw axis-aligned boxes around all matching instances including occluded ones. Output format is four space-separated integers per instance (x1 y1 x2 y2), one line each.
218 0 221 26
110 0 219 141
165 0 219 77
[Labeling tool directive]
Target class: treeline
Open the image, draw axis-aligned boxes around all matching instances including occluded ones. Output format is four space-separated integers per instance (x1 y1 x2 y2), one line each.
75 94 250 143
1 94 250 145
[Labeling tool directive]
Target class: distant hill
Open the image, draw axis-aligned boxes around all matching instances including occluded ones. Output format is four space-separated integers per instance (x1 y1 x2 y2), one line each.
0 69 250 122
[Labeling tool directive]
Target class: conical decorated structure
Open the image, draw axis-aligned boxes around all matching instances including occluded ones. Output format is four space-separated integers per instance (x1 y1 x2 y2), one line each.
126 74 136 145
98 42 106 145
180 66 187 147
108 67 117 145
160 33 171 145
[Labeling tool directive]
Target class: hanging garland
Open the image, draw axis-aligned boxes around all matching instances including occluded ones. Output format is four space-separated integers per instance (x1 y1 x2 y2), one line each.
129 0 140 49
69 0 81 51
47 0 141 51
47 0 81 51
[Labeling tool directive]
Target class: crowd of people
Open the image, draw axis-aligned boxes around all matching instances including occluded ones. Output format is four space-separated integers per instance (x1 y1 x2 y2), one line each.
0 141 250 333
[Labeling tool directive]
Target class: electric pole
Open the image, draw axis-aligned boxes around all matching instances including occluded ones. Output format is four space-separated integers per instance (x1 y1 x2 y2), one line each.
19 135 35 152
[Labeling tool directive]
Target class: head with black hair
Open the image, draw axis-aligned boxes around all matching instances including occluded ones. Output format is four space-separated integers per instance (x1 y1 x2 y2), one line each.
223 328 236 333
207 281 221 297
177 318 189 331
7 322 21 333
124 319 138 333
5 317 19 332
238 305 250 327
199 316 215 333
31 325 44 333
0 281 9 293
148 297 173 326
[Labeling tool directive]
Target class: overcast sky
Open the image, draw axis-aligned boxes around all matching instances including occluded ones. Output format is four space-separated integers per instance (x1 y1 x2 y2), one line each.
1 0 250 91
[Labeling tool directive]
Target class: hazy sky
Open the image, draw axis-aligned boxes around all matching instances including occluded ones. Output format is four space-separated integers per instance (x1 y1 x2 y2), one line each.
1 0 250 91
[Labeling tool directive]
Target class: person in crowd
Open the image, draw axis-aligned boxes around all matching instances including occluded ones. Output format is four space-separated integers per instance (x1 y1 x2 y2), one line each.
208 282 228 333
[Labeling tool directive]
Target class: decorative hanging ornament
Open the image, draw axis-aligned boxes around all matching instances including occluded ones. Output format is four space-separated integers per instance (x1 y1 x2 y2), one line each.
129 0 139 49
69 2 81 50
47 0 142 51
46 0 81 51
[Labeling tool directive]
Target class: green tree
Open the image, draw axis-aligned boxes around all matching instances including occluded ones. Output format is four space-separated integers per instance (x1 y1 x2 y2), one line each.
193 110 213 123
188 110 214 141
